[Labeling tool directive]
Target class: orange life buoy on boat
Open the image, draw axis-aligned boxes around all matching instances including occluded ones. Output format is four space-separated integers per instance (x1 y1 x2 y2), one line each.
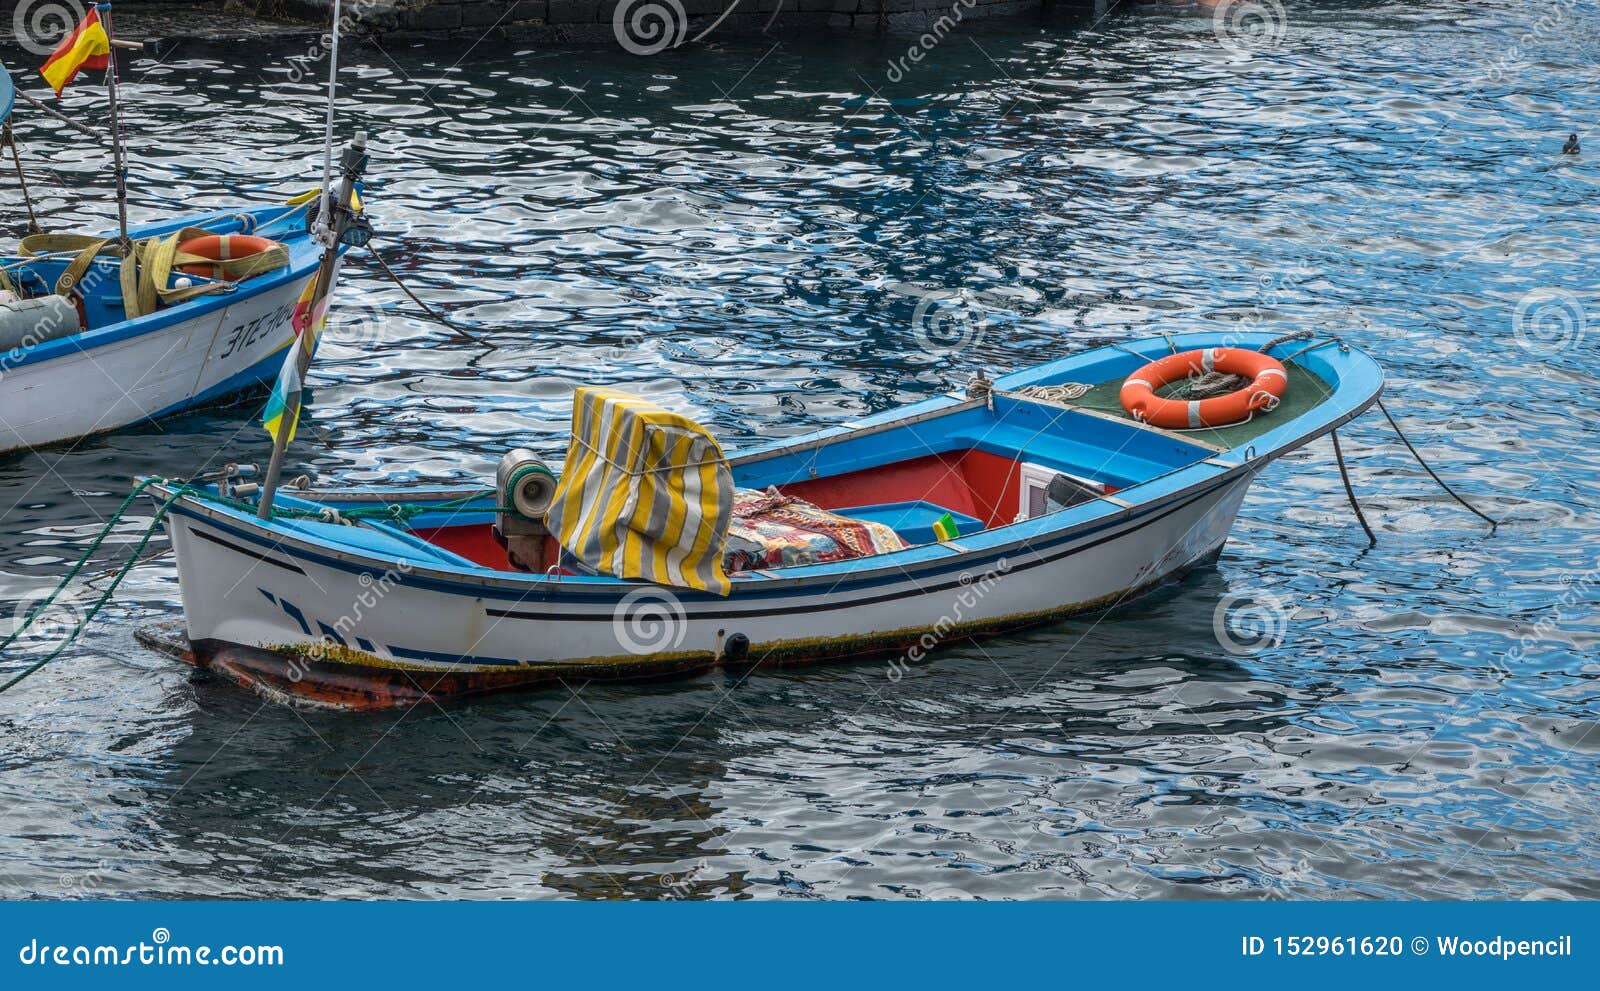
1119 347 1288 429
176 234 282 281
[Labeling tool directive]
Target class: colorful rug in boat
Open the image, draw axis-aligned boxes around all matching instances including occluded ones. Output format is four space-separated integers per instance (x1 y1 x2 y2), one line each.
724 487 908 573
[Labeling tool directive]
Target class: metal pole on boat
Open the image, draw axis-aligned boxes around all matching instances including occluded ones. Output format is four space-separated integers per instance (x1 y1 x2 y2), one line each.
316 0 342 245
256 0 369 521
254 133 366 521
99 4 132 249
256 0 350 521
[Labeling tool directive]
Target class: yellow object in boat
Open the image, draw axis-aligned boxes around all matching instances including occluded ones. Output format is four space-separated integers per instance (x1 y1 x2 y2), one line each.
285 187 365 212
547 388 735 595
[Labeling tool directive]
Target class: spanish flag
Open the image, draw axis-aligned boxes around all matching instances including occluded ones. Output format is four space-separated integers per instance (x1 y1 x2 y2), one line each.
39 9 111 98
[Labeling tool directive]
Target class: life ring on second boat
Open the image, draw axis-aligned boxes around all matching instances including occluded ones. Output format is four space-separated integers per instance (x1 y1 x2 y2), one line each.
1119 347 1288 429
175 234 284 282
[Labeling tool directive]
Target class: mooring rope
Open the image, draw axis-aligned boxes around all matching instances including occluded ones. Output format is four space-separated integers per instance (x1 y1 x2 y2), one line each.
364 240 467 331
1259 330 1315 354
1330 429 1377 546
1376 397 1499 531
0 480 183 695
0 481 497 696
2 124 41 236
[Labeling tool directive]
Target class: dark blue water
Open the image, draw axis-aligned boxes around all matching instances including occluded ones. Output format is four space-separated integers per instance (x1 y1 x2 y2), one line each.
2 0 1598 899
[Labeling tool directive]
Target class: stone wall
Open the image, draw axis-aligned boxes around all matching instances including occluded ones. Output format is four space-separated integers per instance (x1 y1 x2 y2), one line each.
233 0 1102 46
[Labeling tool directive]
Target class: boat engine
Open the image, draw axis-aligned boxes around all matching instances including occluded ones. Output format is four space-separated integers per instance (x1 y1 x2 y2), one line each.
495 449 557 572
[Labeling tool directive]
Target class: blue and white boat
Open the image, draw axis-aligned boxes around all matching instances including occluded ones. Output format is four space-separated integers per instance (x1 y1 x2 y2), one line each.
145 331 1384 709
0 59 344 455
0 206 338 454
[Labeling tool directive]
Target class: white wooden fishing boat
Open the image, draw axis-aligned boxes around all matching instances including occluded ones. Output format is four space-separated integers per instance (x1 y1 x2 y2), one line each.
0 56 350 455
0 206 337 454
142 330 1385 709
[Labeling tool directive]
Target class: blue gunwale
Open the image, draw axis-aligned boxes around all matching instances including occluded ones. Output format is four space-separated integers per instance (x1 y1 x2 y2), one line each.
150 331 1384 605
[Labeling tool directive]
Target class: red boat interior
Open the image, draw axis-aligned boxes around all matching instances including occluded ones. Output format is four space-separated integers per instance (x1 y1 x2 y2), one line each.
410 447 1112 573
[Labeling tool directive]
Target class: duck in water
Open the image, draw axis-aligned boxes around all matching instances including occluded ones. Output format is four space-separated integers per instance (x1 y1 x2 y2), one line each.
1563 133 1581 155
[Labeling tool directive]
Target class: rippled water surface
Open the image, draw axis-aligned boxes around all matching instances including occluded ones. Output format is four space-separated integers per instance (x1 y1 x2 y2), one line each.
2 1 1599 900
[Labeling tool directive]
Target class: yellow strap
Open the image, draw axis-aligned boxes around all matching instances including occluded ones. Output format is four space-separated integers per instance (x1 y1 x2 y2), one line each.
16 227 291 318
285 186 364 212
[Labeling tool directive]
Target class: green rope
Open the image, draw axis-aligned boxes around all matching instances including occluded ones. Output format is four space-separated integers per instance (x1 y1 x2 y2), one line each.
0 484 186 695
0 480 499 695
0 477 165 659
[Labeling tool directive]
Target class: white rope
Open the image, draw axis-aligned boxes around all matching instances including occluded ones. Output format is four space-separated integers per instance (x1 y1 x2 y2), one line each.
1014 383 1090 402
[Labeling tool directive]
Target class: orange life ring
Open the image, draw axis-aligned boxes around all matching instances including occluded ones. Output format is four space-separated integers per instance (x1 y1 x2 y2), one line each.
176 234 281 281
1119 347 1288 429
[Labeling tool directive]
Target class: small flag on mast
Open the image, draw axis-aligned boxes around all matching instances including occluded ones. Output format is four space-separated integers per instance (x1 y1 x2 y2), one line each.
38 8 111 97
261 277 329 445
261 348 303 446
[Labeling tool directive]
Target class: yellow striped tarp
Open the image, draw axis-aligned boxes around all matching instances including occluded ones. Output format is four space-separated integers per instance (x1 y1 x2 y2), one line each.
547 388 735 595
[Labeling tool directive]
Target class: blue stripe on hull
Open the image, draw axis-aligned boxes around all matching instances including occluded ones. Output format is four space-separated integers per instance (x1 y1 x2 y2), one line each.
165 474 1237 616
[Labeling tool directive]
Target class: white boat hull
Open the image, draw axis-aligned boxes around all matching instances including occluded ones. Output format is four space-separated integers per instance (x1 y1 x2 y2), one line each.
159 472 1253 699
0 273 318 455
